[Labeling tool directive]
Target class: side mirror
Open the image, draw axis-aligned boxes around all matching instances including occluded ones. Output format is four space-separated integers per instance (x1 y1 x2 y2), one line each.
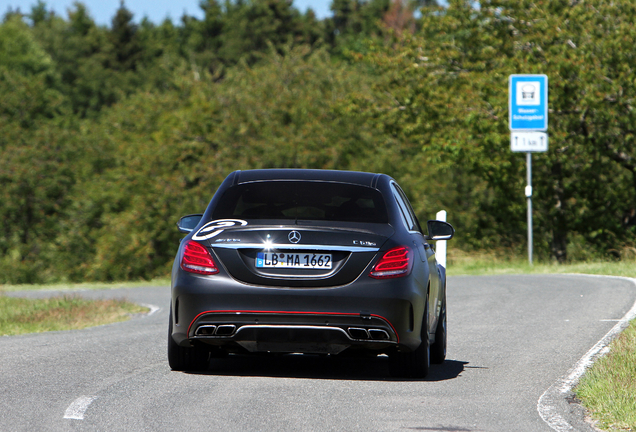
177 214 203 233
426 220 455 241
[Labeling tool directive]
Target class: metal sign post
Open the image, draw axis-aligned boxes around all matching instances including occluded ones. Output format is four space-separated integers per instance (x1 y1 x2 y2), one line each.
509 74 548 265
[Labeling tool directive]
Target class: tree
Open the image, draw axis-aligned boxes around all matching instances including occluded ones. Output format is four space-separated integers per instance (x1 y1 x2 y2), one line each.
31 2 160 117
28 0 52 26
382 0 415 36
56 46 381 280
218 0 309 64
0 15 65 127
358 0 636 261
108 1 142 72
325 0 391 52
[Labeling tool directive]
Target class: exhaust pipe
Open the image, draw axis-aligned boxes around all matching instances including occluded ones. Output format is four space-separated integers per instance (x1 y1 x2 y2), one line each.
195 324 238 336
368 329 390 340
348 328 369 340
195 325 217 336
215 324 237 336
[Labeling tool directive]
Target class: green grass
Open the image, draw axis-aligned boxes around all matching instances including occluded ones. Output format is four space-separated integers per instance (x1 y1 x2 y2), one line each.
0 294 149 336
0 277 161 336
447 250 636 278
0 277 170 293
575 320 636 431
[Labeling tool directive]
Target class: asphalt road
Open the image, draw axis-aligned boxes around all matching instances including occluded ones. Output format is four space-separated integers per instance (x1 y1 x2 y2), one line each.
2 274 635 432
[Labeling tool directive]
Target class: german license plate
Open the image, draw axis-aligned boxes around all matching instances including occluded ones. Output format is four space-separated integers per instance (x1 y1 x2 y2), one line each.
256 252 332 269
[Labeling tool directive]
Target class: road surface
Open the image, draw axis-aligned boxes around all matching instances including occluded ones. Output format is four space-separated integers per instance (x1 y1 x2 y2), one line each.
2 274 634 431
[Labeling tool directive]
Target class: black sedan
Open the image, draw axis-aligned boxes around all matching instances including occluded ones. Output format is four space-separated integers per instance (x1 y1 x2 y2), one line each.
168 169 454 378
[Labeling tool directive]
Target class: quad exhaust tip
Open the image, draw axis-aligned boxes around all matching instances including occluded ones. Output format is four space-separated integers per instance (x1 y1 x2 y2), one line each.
368 329 390 340
196 324 389 341
216 324 237 336
347 327 390 341
195 324 236 336
348 328 369 339
195 325 216 336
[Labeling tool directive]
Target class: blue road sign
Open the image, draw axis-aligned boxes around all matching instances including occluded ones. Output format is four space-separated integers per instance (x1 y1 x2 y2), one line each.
509 75 548 131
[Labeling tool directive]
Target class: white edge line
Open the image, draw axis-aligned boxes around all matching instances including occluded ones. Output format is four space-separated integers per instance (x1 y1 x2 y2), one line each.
538 275 636 431
140 303 161 317
64 395 97 420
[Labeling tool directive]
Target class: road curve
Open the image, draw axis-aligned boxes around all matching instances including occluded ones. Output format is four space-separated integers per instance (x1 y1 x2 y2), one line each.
1 274 634 431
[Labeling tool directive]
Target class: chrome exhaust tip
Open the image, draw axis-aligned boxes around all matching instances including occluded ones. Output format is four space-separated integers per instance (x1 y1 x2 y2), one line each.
195 325 217 336
215 324 237 336
348 327 369 340
368 329 390 340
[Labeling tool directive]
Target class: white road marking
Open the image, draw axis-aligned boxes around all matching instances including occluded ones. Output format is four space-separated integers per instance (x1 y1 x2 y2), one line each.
140 303 161 316
538 275 636 431
64 396 97 420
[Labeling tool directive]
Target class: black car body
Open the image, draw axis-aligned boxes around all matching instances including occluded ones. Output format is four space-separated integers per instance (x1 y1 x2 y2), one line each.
169 169 454 377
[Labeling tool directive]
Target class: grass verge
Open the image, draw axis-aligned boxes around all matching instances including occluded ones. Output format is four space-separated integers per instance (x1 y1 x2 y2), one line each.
575 320 636 430
0 278 170 293
0 295 148 336
447 250 636 278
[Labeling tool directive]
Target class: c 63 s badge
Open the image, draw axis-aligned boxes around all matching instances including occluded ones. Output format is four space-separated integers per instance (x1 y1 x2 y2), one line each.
353 240 377 247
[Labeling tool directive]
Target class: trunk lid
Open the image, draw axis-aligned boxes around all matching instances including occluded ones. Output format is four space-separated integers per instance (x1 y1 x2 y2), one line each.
201 223 393 287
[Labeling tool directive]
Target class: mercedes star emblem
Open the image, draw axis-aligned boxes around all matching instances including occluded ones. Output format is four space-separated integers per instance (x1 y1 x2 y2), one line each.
288 231 301 243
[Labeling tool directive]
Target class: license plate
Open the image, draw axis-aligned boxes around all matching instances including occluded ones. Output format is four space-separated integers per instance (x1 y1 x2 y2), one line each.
256 252 332 269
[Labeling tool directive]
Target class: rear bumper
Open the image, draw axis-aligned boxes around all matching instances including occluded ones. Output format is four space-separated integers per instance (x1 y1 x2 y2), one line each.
187 310 397 355
171 269 427 354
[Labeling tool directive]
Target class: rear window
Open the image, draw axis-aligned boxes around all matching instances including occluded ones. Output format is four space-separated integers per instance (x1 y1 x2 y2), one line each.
212 181 388 224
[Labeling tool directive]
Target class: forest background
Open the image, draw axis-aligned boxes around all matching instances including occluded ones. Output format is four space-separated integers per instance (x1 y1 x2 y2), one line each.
1 0 635 283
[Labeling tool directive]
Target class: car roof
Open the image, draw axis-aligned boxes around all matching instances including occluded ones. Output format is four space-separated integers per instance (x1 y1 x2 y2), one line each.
231 169 386 188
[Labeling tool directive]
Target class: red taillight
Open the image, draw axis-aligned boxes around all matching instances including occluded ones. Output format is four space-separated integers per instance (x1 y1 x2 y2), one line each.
369 246 413 279
181 241 219 275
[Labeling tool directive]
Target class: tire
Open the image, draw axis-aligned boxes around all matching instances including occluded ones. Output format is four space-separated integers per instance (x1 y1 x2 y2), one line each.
168 306 210 372
430 296 447 364
389 300 430 378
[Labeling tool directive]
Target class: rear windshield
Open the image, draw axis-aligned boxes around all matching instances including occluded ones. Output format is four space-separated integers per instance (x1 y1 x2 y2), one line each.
212 181 388 224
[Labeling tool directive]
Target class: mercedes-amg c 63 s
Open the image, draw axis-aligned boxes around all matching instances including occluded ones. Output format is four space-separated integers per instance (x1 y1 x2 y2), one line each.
168 169 454 378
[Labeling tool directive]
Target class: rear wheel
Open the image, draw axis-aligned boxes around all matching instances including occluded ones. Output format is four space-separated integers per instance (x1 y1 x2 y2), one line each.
430 296 447 364
389 301 430 378
168 306 210 371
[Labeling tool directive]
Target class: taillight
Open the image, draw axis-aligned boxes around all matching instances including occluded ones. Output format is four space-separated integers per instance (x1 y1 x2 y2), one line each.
369 246 413 279
181 241 219 275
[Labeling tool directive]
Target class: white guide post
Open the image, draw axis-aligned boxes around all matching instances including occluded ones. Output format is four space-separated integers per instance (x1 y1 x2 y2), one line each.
435 210 447 268
526 153 533 265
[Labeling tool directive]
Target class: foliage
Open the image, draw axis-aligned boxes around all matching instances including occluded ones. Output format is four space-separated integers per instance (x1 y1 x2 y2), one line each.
0 15 65 127
358 0 636 261
2 1 636 282
59 46 382 280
